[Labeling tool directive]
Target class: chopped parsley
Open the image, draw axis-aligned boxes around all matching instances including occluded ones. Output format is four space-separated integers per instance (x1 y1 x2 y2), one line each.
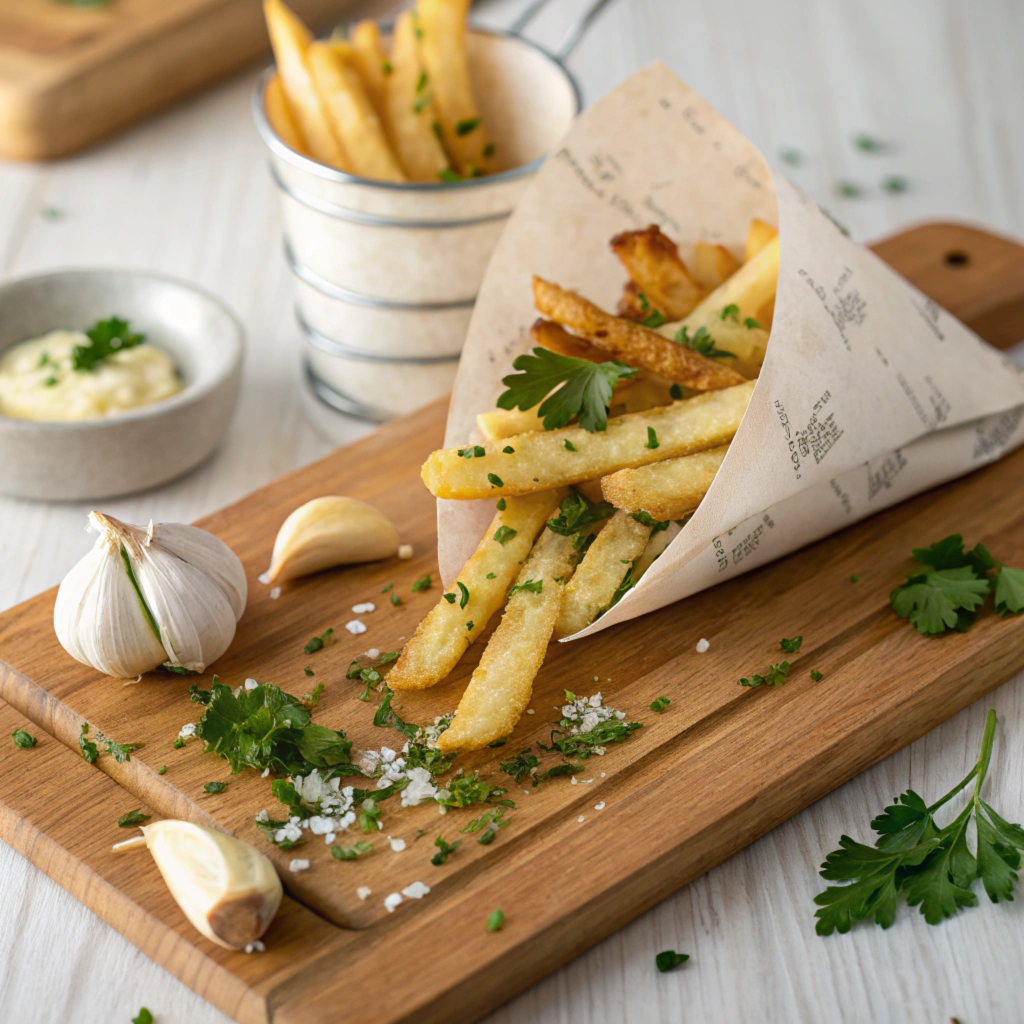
117 809 151 827
303 683 325 708
381 60 393 75
852 132 886 153
348 660 384 702
487 472 504 488
79 722 139 764
780 147 803 166
484 142 495 158
204 781 227 794
496 347 638 432
412 93 431 114
11 729 36 749
738 661 790 687
780 636 803 653
508 579 543 597
645 426 659 450
669 384 684 400
455 117 481 135
412 574 433 592
540 692 642 761
131 1010 154 1024
674 324 736 360
457 581 470 608
72 317 145 371
719 303 740 322
850 574 860 583
811 670 824 682
744 317 761 329
502 446 515 454
486 908 505 932
493 525 517 546
631 510 670 531
882 175 909 194
650 696 671 712
431 835 461 865
444 593 456 604
304 628 334 654
391 592 403 606
486 572 496 579
379 651 399 665
157 765 167 775
466 620 474 630
836 181 863 198
439 167 462 183
656 951 689 972
565 439 578 452
331 840 373 860
382 582 394 593
457 445 486 458
496 498 507 510
304 667 315 677
547 488 615 541
416 70 428 92
461 807 511 845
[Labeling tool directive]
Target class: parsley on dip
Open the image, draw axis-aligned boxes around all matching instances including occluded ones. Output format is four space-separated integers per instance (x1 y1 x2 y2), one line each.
0 317 180 422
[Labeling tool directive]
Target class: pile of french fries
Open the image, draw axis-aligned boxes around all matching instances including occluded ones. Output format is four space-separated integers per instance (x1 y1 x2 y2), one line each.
263 0 494 182
387 218 780 751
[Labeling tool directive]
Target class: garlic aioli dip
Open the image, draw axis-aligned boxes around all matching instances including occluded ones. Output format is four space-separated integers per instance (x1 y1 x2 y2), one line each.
0 329 181 422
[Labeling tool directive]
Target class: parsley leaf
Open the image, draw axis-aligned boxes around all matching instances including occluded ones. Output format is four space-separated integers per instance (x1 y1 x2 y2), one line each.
674 324 736 359
304 628 334 654
496 347 638 432
455 117 481 135
486 908 505 932
117 809 151 827
508 578 542 596
780 636 803 653
655 951 689 972
810 669 824 682
738 661 790 687
994 567 1024 616
650 696 671 712
412 574 432 591
431 835 461 865
131 1010 154 1024
11 729 36 749
204 781 227 794
493 525 517 546
332 840 373 860
890 568 990 634
72 317 145 371
645 426 659 450
547 488 616 538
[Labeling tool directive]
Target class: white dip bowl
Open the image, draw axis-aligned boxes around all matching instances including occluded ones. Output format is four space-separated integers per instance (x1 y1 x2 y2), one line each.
0 269 244 501
253 27 581 423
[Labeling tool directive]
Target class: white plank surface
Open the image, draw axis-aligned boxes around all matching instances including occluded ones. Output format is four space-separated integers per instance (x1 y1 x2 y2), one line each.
2 1 1024 1021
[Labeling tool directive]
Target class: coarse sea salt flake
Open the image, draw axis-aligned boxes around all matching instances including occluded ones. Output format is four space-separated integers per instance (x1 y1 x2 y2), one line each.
346 619 367 635
384 892 403 912
388 836 407 852
696 637 710 653
398 544 413 559
244 678 258 691
595 801 606 810
257 572 270 585
353 602 375 614
289 859 310 873
357 886 372 901
366 648 380 660
402 881 430 899
570 776 578 785
244 940 266 953
577 815 585 823
270 586 281 600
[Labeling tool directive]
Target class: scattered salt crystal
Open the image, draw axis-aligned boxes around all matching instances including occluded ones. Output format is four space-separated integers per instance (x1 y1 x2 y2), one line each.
346 619 367 635
255 809 269 822
243 940 266 953
244 678 258 691
357 886 372 901
388 835 407 852
398 544 413 559
594 676 600 682
570 776 578 785
257 572 270 585
353 602 375 614
523 789 531 795
526 709 534 715
696 637 710 653
582 779 594 784
577 815 585 823
384 892 403 913
402 881 430 899
261 768 270 778
595 801 606 810
324 832 336 844
270 586 281 600
289 859 310 873
366 648 380 660
600 772 606 777
177 723 196 740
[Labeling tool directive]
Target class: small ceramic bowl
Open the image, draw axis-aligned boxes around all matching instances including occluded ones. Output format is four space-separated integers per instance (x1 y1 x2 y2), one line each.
0 269 244 501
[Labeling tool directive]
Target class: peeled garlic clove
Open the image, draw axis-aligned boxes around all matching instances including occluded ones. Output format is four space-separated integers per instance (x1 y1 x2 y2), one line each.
266 496 399 584
54 511 247 678
114 820 282 950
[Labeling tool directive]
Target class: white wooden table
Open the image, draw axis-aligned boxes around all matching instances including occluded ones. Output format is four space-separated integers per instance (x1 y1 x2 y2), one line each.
2 1 1023 1021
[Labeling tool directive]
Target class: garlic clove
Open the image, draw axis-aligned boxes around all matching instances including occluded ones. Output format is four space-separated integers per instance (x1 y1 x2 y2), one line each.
266 496 399 584
114 820 282 950
150 523 248 621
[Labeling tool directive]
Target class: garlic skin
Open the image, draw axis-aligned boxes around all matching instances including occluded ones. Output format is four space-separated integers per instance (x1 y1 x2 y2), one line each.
114 821 282 950
54 512 247 677
266 496 399 584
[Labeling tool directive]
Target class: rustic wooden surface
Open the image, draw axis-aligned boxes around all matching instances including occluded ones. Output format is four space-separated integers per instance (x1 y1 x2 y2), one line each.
0 0 360 160
2 2 1024 1022
2 219 1024 1024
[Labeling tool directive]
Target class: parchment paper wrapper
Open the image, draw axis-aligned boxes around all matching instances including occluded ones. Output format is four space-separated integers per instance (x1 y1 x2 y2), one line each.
438 62 1024 639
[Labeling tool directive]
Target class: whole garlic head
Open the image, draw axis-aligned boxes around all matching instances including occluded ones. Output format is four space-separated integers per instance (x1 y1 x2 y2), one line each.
54 512 247 678
114 820 282 950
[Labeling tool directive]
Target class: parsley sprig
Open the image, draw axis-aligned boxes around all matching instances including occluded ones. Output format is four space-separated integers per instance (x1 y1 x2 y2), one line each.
815 709 1024 933
674 324 736 360
497 347 638 432
72 317 145 371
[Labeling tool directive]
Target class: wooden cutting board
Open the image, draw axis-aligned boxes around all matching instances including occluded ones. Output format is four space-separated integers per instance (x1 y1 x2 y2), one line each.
0 0 343 160
2 221 1024 1024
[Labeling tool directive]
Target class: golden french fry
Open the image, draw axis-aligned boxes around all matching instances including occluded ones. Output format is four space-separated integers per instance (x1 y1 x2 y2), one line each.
745 217 778 262
692 241 740 290
477 406 544 441
531 318 609 364
555 510 652 637
533 277 746 391
610 225 706 321
264 0 348 170
681 235 779 332
435 528 578 752
388 490 565 691
416 0 492 176
617 280 649 321
422 380 754 499
601 445 728 520
308 43 406 182
633 520 679 579
264 73 307 155
349 21 389 123
385 11 450 181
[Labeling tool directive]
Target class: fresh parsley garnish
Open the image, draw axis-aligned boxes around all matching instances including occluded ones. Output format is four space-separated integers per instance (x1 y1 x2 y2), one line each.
78 722 139 764
466 620 474 630
547 488 615 539
304 667 315 677
635 293 666 329
486 908 505 932
204 781 227 794
332 840 373 860
814 709 1023 933
780 636 803 653
457 581 470 608
11 729 36 749
645 426 659 450
852 132 886 153
631 510 669 531
391 591 402 606
493 525 517 546
461 807 511 845
496 347 638 432
850 574 860 583
540 692 642 761
303 682 324 708
669 383 684 400
304 628 334 654
744 317 761 329
674 324 736 360
455 117 481 136
412 574 432 592
72 317 144 371
502 446 514 454
656 951 689 972
496 497 507 511
564 439 578 452
719 303 740 322
117 809 151 827
457 445 486 458
443 592 456 604
508 579 543 596
379 651 399 665
738 661 790 687
811 669 824 682
487 472 504 488
157 765 168 775
650 696 671 712
381 60 393 75
382 582 394 593
439 167 462 183
131 1009 154 1024
882 175 909 194
431 835 461 865
780 147 803 166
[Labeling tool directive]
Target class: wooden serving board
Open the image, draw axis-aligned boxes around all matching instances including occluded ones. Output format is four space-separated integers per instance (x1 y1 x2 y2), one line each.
0 0 344 161
2 221 1024 1023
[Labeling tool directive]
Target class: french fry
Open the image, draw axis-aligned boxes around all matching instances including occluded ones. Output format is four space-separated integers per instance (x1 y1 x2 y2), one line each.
692 241 740 291
308 43 406 182
423 380 754 499
435 528 578 752
633 520 680 580
601 445 728 520
385 11 450 181
554 511 652 637
349 21 389 124
388 490 564 691
533 278 745 392
531 318 609 364
264 73 307 155
416 0 492 176
674 318 769 380
745 217 778 263
610 225 706 320
617 280 649 321
680 235 779 331
263 0 348 170
477 406 544 441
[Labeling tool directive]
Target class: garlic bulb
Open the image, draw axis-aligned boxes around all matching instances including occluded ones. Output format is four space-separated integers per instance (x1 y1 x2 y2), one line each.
266 496 399 584
113 820 282 949
54 512 247 677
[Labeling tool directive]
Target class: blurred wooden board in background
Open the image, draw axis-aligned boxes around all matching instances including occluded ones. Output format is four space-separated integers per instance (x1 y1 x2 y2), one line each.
0 0 345 160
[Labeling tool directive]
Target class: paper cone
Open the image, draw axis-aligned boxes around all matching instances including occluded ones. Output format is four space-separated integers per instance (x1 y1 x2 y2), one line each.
437 62 1024 639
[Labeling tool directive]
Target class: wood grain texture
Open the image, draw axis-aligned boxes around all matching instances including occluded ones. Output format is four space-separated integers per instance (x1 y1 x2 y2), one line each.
2 2 1024 1021
2 222 1024 1023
